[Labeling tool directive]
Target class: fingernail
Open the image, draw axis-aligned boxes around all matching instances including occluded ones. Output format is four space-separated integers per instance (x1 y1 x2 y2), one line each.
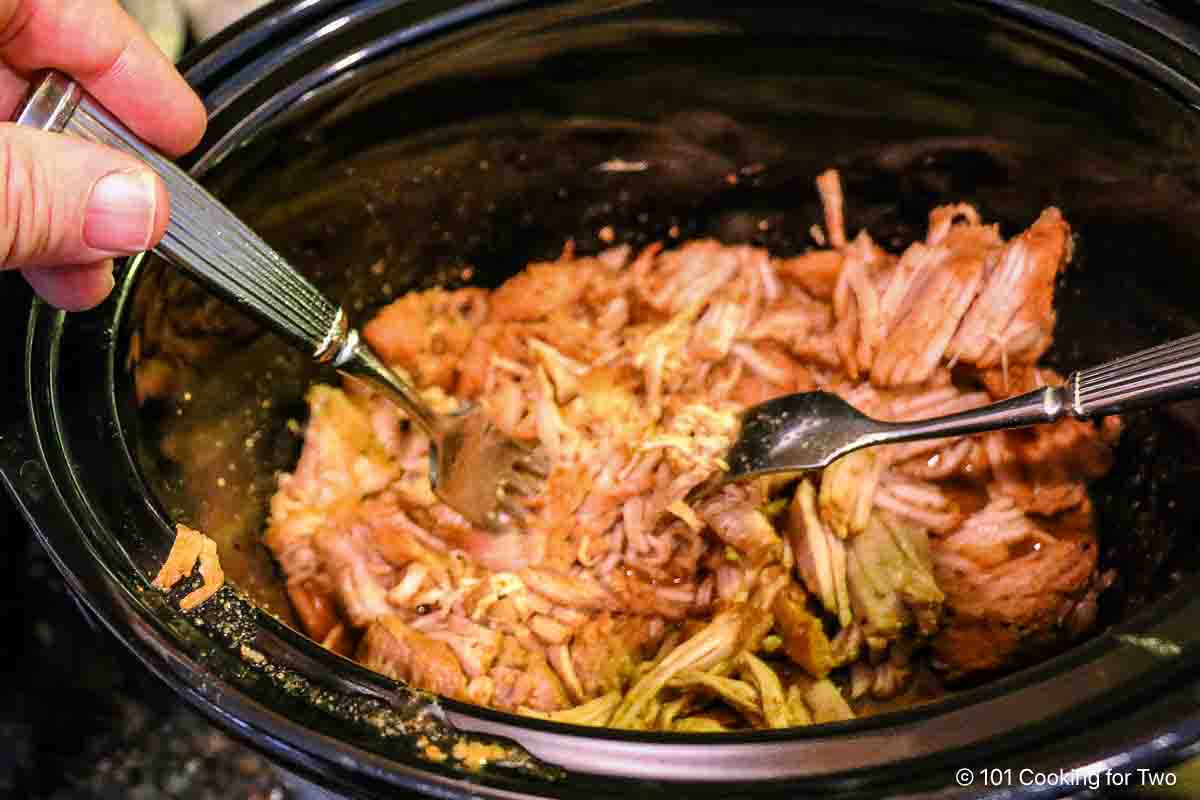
84 170 157 253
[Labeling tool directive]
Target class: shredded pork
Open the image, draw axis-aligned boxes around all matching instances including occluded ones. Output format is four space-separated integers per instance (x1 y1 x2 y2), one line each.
264 170 1118 729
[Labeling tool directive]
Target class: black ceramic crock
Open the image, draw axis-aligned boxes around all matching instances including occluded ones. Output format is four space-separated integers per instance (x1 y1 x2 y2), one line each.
7 1 1200 797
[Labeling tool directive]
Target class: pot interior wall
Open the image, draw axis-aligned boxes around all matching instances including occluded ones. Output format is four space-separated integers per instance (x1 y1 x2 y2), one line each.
117 0 1200 739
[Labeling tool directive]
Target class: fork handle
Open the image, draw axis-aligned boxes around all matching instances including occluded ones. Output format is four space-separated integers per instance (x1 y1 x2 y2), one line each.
14 71 443 437
883 332 1200 445
880 384 1068 444
13 70 345 358
1070 331 1200 417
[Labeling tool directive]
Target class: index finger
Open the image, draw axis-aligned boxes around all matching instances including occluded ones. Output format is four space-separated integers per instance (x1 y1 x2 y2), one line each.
0 0 206 155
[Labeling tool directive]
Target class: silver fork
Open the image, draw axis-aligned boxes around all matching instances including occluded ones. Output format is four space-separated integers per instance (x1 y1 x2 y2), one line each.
717 332 1200 486
16 70 547 532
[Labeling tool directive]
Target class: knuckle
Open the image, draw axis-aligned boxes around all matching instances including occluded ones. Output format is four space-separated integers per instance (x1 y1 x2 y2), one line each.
0 0 35 51
0 133 54 267
0 136 25 266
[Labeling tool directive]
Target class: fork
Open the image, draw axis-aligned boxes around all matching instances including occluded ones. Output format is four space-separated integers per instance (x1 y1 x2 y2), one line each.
15 70 547 532
716 331 1200 486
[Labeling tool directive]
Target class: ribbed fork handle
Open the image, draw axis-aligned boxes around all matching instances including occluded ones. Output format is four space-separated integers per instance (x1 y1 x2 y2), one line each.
880 332 1200 448
12 70 346 360
1069 331 1200 417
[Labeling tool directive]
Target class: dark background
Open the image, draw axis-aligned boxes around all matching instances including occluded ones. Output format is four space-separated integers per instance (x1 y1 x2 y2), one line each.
0 271 290 798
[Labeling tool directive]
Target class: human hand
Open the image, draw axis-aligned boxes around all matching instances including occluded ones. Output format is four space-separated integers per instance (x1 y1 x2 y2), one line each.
0 0 206 310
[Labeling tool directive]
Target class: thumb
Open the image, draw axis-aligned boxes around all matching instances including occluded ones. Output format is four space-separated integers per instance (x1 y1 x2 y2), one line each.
0 123 168 270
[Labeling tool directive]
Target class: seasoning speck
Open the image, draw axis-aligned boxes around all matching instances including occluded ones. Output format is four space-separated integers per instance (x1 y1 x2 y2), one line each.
595 158 649 173
1116 634 1182 658
451 740 510 770
240 644 267 665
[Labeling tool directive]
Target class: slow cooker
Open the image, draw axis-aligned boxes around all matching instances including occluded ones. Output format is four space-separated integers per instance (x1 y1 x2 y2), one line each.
6 1 1200 797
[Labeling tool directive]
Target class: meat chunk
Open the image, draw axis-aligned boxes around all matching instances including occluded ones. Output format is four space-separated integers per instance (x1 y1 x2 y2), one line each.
427 617 503 679
489 635 570 712
845 513 944 649
364 288 488 390
456 313 603 400
635 240 743 315
729 342 815 406
948 208 1071 369
776 250 843 300
358 616 469 701
819 450 884 538
984 421 1115 516
359 501 452 579
772 585 836 678
816 169 847 248
697 484 782 565
521 568 618 611
832 232 892 378
521 658 572 712
267 385 395 519
287 582 341 642
869 212 1000 387
932 502 1099 680
570 613 665 698
604 569 695 621
788 479 852 627
938 497 1048 568
490 259 591 322
974 365 1121 515
804 678 856 723
264 386 402 606
872 474 965 534
313 521 392 627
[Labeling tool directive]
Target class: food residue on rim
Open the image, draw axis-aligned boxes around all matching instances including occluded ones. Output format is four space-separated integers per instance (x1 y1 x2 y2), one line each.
153 523 226 611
